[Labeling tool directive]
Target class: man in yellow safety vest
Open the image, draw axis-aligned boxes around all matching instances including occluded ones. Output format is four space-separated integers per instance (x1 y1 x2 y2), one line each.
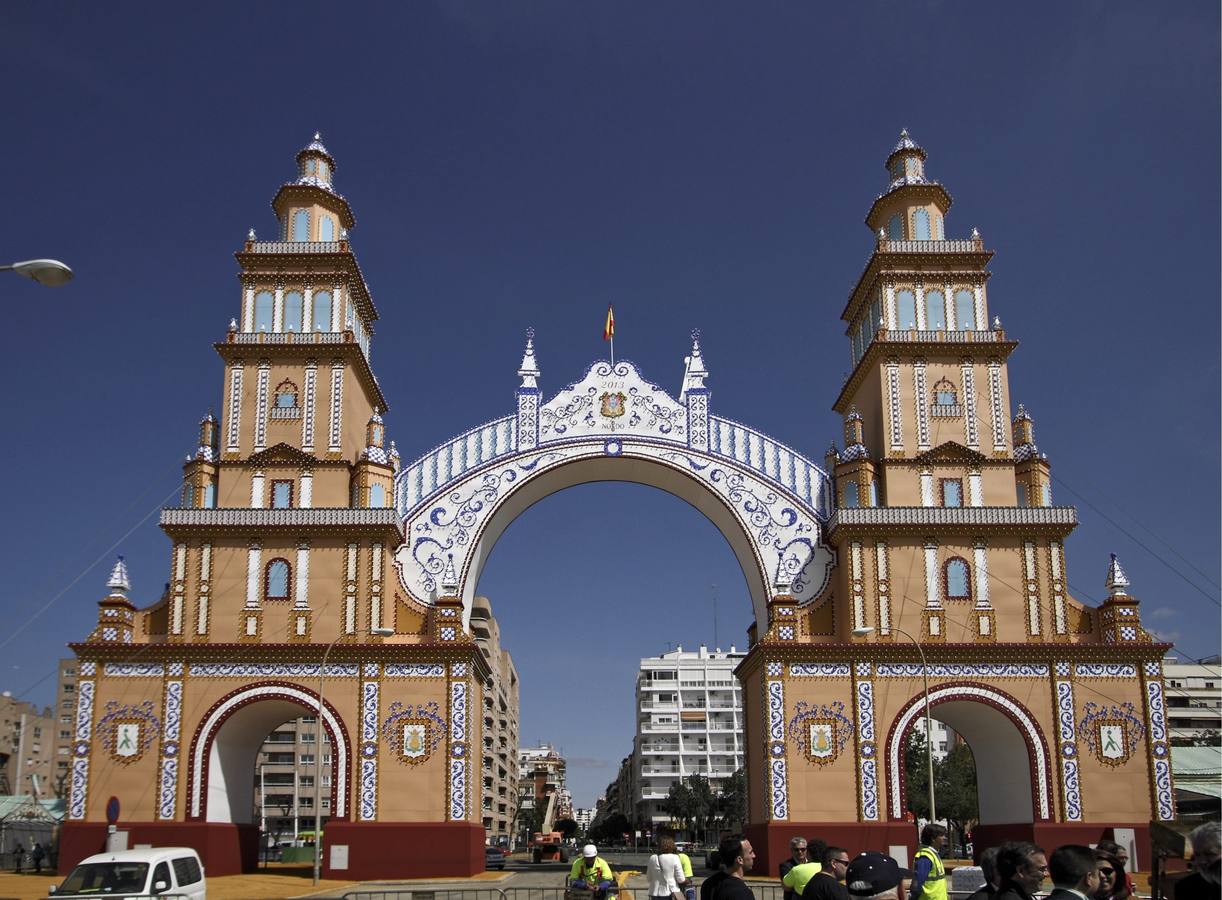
909 824 948 900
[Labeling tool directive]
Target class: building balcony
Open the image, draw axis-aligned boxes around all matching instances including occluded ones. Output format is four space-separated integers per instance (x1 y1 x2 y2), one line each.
828 506 1078 534
230 330 347 346
876 238 985 254
873 328 1007 345
160 507 402 532
247 240 345 254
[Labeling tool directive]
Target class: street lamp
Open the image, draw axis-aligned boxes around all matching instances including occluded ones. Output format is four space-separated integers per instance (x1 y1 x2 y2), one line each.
852 625 937 824
313 626 394 885
1 259 74 286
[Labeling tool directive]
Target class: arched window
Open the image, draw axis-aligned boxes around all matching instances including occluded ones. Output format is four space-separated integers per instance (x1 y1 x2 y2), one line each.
313 291 333 331
320 216 335 242
274 381 298 409
869 481 879 506
254 291 274 332
203 484 216 508
924 290 946 330
932 213 944 240
941 479 963 508
369 483 385 508
1016 482 1028 507
292 209 310 242
843 481 859 508
896 290 917 330
954 290 976 330
931 378 957 411
318 160 330 182
944 557 971 601
888 214 903 240
265 559 291 601
283 291 303 332
913 209 931 241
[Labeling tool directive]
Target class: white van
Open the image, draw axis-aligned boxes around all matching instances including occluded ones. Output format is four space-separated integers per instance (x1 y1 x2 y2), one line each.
52 846 206 899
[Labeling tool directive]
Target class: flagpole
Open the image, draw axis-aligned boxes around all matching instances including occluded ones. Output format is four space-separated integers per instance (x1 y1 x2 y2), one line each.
610 334 615 367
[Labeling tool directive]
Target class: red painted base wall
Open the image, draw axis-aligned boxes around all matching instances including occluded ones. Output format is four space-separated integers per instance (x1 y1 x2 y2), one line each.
59 822 259 876
321 822 485 879
60 820 484 879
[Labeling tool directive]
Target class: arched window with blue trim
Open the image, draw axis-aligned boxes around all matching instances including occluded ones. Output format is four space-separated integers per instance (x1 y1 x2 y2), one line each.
313 290 332 331
292 209 310 242
913 209 931 241
370 483 385 508
320 216 335 242
954 290 976 330
203 484 216 508
843 481 859 508
944 557 971 601
896 290 917 330
265 559 291 601
283 291 303 332
888 214 903 240
254 291 274 332
925 290 946 330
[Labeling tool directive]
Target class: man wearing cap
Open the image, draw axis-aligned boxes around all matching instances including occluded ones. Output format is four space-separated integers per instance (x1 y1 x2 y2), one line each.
908 824 948 900
846 851 915 900
570 844 615 898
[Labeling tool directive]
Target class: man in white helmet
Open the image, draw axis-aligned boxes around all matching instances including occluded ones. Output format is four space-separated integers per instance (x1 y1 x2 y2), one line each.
570 843 616 899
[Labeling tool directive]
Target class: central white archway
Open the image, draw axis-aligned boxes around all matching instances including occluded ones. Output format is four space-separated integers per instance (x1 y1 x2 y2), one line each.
394 343 835 629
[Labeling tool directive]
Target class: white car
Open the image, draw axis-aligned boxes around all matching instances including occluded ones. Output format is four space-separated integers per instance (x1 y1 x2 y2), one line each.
51 846 205 899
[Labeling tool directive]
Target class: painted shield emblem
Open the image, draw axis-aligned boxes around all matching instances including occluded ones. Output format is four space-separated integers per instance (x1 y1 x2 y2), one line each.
115 723 141 758
809 722 835 759
402 723 428 759
600 391 626 419
1099 724 1125 761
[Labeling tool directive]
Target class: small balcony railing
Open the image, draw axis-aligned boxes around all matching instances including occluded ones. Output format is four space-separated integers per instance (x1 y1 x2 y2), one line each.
875 328 1004 344
877 238 985 253
247 241 344 254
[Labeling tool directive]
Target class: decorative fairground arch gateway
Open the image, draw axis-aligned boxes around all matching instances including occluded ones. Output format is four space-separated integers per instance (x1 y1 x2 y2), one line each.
393 333 836 631
60 132 1173 881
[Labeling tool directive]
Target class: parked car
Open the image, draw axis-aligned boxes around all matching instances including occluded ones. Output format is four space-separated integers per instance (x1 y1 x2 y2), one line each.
485 845 507 870
52 847 205 899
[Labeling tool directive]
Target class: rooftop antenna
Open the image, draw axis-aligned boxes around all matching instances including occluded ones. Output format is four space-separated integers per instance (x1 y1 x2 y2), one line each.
711 583 719 650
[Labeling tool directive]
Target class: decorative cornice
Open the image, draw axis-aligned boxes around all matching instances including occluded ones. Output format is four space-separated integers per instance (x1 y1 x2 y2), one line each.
160 507 403 537
826 505 1077 538
914 441 990 464
234 240 377 324
735 640 1172 679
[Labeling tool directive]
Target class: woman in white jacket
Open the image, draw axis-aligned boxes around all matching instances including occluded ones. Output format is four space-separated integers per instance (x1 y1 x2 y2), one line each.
647 835 687 900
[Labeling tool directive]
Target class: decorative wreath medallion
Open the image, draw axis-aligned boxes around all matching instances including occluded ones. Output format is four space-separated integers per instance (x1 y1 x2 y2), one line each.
1079 701 1144 767
600 391 626 419
381 701 445 766
97 700 160 765
788 700 852 765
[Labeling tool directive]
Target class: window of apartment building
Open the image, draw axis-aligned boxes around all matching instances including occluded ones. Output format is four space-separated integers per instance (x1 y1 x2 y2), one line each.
33 727 41 738
321 774 331 787
299 776 314 788
322 754 331 765
301 733 315 743
321 798 330 810
63 684 74 693
300 753 314 765
299 797 313 808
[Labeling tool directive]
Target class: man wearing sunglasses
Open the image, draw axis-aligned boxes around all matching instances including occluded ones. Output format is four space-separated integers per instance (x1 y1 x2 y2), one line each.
802 847 851 900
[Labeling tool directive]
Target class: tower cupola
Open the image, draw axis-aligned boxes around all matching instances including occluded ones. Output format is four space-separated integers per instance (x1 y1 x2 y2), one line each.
866 128 952 242
271 132 355 242
296 133 336 190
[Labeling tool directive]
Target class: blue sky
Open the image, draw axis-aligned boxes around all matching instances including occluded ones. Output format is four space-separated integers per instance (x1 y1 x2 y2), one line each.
1 2 1218 808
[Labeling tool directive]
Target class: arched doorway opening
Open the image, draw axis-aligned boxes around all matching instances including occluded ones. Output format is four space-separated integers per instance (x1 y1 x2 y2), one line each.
474 479 756 850
886 683 1053 850
185 683 351 872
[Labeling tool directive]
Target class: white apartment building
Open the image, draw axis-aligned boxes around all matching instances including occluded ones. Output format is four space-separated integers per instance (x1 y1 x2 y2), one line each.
1163 654 1222 743
634 645 745 827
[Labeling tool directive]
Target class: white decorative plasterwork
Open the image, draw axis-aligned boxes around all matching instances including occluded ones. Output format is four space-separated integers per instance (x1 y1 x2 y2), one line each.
359 680 379 821
1075 663 1137 678
887 684 1050 821
328 361 344 453
75 681 95 741
68 679 96 819
191 663 359 678
190 684 348 819
855 673 878 821
395 433 834 623
301 361 317 451
1055 674 1083 821
886 361 903 451
158 679 183 819
254 363 270 452
105 663 165 677
987 361 1006 451
538 361 688 444
961 362 978 449
384 664 445 678
790 663 852 678
766 678 787 819
913 361 930 450
80 662 96 676
448 679 469 820
69 757 90 820
876 663 1049 678
226 364 243 453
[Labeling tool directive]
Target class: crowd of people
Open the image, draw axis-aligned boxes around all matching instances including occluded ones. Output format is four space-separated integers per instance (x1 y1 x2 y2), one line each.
645 820 1220 900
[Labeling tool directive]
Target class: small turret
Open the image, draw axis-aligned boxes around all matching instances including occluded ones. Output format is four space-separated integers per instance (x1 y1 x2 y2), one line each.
182 412 219 508
842 407 868 460
272 133 355 242
91 557 135 643
353 408 393 507
1098 553 1148 644
1105 553 1131 596
296 132 336 191
518 327 540 389
679 329 709 400
866 129 952 242
1012 404 1051 507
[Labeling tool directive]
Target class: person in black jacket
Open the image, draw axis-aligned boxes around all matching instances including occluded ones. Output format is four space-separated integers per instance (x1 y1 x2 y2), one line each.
1175 822 1220 900
966 847 1002 900
1046 846 1100 900
995 842 1048 900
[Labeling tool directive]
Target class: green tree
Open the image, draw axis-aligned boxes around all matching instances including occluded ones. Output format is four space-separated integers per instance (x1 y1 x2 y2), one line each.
685 774 716 842
663 780 694 836
717 768 748 832
555 817 579 840
904 728 933 819
904 729 979 849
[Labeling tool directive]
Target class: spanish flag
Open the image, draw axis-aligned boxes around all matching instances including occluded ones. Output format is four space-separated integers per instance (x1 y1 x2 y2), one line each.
603 305 615 341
